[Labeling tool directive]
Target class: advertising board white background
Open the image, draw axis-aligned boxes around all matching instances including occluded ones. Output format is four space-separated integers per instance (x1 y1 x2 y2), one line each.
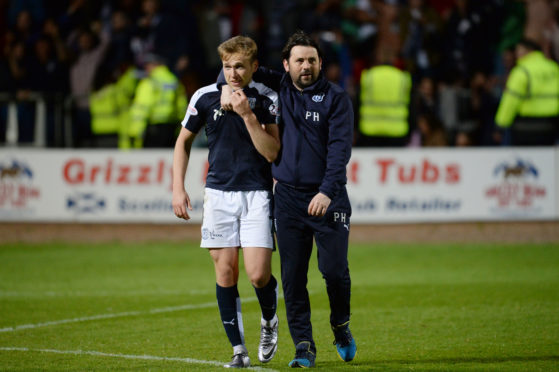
348 148 556 222
1 148 557 223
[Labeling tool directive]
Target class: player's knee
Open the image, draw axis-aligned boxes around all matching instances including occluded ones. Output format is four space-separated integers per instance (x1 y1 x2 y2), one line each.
248 270 270 288
216 265 238 286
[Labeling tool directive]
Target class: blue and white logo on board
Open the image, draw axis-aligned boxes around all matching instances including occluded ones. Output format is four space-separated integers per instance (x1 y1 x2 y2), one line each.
67 193 106 214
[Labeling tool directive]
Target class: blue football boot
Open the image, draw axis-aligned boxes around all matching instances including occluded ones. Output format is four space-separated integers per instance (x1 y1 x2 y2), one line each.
288 341 316 368
332 322 356 362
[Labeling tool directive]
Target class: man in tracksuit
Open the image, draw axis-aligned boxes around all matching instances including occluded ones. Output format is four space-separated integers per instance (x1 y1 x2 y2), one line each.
274 30 355 369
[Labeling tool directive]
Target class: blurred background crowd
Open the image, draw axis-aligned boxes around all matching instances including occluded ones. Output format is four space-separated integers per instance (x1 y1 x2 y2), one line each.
1 0 558 148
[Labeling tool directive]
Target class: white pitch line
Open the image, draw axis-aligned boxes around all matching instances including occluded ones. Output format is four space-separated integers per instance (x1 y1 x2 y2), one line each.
0 289 212 298
0 298 258 333
0 347 278 372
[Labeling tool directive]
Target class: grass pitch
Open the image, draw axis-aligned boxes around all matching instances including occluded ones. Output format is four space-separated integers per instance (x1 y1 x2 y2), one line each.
0 238 558 371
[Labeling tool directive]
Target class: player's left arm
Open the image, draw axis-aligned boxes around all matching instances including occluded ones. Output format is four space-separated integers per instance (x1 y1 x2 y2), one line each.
230 89 280 162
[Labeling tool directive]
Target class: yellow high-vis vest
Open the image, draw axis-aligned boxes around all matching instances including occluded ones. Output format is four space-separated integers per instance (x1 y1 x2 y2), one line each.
90 83 122 135
129 65 187 147
359 65 411 137
90 67 140 149
495 51 559 128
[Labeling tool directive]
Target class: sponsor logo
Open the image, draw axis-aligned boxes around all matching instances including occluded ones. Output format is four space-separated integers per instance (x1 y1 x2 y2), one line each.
312 93 325 102
386 197 461 212
66 193 106 214
376 158 460 185
202 228 223 240
223 318 235 326
268 104 279 116
117 198 203 213
248 97 256 109
187 104 198 116
352 198 377 211
485 158 546 210
0 160 40 208
62 158 171 188
1 160 32 179
119 198 172 212
213 108 225 121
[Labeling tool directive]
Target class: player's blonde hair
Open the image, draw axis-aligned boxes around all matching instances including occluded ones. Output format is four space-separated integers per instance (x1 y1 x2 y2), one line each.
218 35 258 62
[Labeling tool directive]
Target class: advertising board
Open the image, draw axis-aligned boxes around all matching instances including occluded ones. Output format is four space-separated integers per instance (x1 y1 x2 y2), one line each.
1 148 556 223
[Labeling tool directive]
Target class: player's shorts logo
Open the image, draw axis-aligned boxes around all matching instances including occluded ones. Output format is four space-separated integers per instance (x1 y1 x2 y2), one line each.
202 228 223 240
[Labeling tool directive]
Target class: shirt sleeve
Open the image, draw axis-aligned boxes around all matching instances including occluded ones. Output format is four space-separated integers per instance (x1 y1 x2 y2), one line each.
181 88 206 133
319 91 354 199
495 66 528 128
259 88 280 125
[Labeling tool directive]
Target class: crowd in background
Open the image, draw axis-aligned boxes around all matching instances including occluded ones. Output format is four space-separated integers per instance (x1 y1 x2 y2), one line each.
1 0 558 148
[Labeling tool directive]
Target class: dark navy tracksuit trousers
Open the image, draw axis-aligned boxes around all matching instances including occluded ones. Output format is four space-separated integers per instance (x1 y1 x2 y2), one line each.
274 181 352 351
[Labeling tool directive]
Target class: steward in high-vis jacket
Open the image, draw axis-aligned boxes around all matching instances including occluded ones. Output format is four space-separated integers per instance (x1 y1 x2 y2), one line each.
89 66 138 148
129 54 187 148
358 62 412 146
495 38 559 145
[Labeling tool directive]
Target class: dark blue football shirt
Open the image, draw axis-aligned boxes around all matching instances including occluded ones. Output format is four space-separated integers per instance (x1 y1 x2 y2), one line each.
181 81 279 191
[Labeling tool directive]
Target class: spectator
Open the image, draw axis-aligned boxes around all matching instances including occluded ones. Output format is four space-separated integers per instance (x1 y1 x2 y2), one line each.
439 0 493 84
27 36 69 146
67 20 110 147
1 38 35 144
131 0 190 73
7 0 45 29
495 38 559 145
468 71 500 146
101 10 134 76
417 111 447 146
414 75 439 118
399 0 443 80
454 130 474 146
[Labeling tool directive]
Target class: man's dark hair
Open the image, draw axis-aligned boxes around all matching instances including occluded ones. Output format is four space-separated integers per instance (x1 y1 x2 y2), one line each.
281 30 323 61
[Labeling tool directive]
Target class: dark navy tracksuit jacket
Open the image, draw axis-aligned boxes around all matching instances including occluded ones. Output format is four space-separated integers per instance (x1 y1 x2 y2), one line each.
255 68 354 349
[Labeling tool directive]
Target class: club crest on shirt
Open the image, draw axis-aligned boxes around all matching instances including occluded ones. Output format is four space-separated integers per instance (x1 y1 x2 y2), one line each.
248 97 257 109
312 93 325 102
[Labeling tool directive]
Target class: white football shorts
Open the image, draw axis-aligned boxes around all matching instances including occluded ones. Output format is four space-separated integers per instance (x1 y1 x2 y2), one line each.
200 188 274 249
